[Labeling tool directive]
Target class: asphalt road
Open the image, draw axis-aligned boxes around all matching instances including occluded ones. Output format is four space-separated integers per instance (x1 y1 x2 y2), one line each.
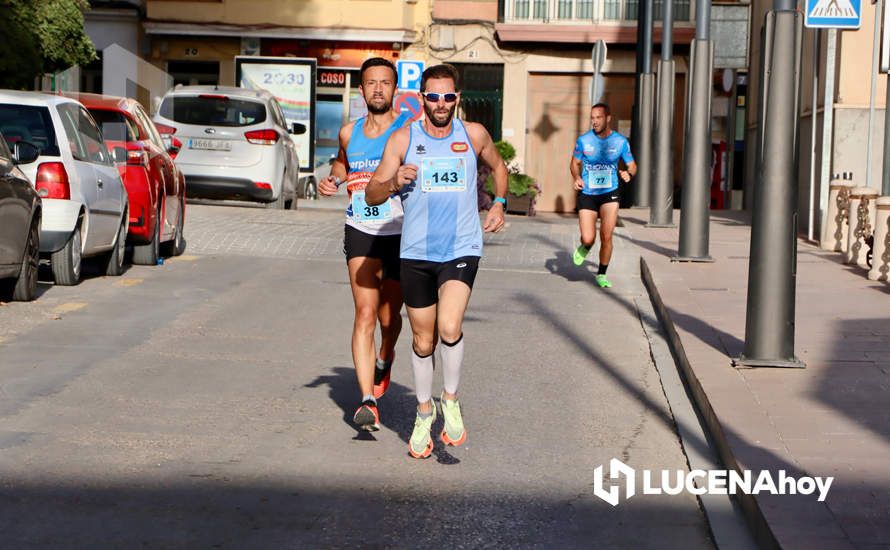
0 203 714 548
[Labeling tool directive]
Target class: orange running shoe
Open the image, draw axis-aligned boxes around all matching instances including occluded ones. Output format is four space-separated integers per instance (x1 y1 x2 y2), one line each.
353 400 380 431
372 357 393 399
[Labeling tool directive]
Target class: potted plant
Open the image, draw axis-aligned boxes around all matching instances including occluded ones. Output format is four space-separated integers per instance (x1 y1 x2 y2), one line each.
479 140 541 216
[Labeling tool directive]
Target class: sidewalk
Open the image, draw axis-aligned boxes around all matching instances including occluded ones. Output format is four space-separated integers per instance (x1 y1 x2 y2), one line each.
620 209 890 548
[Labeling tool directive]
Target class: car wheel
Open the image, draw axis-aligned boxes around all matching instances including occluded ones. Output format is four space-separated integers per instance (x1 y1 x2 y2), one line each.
162 197 186 257
104 211 128 276
11 218 40 301
303 177 318 200
133 206 161 266
52 219 83 286
266 189 285 209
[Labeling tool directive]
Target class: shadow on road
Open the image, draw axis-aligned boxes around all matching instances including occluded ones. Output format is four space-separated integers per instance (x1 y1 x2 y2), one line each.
304 367 460 465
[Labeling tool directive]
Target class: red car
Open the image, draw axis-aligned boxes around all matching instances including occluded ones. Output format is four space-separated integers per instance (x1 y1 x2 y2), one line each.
64 92 186 264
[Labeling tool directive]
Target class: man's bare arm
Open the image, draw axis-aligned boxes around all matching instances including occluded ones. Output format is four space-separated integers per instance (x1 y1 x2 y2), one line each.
366 127 413 206
466 122 507 232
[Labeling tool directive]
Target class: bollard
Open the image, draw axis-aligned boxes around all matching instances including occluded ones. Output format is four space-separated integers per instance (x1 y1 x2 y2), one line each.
820 179 856 251
845 186 879 268
867 197 890 281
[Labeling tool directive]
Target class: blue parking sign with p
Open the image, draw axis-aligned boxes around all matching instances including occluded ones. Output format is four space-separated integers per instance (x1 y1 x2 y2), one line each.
397 60 425 92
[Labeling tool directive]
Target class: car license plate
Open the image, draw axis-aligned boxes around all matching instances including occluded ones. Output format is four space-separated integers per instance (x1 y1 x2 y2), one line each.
189 138 231 151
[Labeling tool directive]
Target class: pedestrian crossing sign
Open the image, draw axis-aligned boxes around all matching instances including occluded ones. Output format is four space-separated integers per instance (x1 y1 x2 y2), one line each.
805 0 862 29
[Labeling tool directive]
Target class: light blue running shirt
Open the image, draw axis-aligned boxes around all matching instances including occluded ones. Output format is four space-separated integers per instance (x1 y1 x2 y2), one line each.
400 119 481 262
345 112 410 236
572 130 634 196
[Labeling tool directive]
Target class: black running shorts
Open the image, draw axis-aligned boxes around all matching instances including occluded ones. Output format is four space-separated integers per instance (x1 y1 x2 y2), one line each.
343 225 401 281
400 256 480 308
577 190 620 212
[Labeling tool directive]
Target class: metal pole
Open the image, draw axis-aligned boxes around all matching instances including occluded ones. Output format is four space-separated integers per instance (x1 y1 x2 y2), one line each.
735 0 805 368
634 0 656 207
676 0 715 261
819 29 838 245
883 75 890 196
808 31 821 242
725 72 738 206
649 0 676 226
867 0 883 189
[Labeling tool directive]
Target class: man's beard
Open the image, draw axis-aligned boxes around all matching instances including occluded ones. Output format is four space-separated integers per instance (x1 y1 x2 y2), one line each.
424 102 456 127
366 96 391 115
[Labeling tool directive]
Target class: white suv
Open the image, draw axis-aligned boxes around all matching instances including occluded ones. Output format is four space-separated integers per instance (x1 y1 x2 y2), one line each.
153 86 304 209
0 91 129 285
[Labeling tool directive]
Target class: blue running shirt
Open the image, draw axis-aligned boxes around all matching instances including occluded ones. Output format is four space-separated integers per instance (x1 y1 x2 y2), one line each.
345 112 410 236
572 130 634 196
400 119 481 262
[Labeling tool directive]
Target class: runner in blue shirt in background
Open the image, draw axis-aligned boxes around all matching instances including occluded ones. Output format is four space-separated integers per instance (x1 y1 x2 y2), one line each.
569 103 637 288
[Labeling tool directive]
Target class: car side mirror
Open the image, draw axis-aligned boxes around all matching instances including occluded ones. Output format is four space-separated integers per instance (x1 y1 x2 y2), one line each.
291 122 306 135
12 141 40 165
112 146 128 164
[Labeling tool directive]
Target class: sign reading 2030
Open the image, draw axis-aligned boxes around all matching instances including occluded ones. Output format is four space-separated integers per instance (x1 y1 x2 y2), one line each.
261 72 306 86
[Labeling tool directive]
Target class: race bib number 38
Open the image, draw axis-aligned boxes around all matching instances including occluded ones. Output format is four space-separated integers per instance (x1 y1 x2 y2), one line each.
421 157 467 192
352 191 392 222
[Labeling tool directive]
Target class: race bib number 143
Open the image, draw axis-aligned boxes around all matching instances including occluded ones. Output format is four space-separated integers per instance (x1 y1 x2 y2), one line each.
421 157 467 192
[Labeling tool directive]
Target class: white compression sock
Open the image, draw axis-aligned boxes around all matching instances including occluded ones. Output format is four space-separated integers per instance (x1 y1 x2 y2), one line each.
440 333 464 395
411 348 434 404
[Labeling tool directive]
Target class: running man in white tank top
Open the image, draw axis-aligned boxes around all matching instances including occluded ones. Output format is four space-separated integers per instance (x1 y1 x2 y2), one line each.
318 58 408 432
366 64 508 459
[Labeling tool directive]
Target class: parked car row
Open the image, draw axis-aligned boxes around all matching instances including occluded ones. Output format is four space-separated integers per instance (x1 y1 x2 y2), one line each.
0 89 187 301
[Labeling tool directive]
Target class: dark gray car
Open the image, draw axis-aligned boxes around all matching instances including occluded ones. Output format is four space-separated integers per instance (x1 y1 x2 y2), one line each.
0 132 41 301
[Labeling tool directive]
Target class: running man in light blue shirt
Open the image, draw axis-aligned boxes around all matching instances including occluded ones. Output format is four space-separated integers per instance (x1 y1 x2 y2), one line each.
366 64 508 459
569 103 637 288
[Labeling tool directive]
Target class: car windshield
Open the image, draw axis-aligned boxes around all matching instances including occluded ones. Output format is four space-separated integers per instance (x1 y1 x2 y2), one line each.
0 104 61 156
90 109 139 142
158 95 267 127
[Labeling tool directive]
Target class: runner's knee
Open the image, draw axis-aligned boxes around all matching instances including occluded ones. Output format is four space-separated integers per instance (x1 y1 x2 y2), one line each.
412 332 436 356
354 305 377 331
438 320 462 343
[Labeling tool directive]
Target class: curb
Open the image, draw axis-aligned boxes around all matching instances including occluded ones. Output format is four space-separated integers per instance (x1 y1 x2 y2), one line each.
640 256 781 550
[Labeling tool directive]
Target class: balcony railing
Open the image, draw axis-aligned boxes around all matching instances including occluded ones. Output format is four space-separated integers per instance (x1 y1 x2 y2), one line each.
503 0 691 23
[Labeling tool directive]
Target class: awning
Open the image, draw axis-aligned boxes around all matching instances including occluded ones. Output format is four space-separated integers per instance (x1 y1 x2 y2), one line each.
143 21 416 44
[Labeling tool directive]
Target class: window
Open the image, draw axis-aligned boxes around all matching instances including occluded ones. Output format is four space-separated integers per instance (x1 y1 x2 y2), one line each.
533 0 547 18
57 104 89 162
76 106 111 165
159 96 267 127
89 109 139 143
557 0 573 18
577 0 594 19
514 0 530 18
0 104 60 157
133 105 165 149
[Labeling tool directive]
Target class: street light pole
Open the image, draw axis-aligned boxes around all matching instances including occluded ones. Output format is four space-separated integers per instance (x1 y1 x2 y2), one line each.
676 0 715 261
649 0 676 226
634 0 655 208
735 0 805 368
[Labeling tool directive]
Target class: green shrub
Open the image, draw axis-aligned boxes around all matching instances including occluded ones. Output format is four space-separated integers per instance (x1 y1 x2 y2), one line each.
484 140 538 198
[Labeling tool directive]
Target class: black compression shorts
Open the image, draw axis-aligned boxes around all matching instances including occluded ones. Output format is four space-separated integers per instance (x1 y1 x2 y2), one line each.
577 190 620 212
400 256 480 308
343 225 401 281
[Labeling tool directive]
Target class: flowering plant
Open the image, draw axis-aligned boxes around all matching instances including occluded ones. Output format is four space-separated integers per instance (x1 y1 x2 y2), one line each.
478 140 541 215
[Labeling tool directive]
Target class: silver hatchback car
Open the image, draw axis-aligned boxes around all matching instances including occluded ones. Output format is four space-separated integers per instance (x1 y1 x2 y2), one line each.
153 86 305 209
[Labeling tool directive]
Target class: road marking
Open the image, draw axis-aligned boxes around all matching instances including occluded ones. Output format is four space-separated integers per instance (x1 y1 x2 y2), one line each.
53 302 87 314
172 255 199 262
115 278 144 287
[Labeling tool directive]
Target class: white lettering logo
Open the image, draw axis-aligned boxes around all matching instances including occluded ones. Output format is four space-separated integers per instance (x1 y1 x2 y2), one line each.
593 459 833 507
